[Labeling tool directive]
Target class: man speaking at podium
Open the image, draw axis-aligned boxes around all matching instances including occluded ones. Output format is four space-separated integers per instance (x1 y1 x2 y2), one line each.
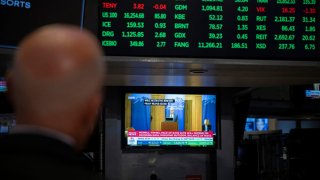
167 107 178 122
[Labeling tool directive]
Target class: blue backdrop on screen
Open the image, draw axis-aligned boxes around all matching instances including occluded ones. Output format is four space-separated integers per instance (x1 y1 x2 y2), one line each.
130 94 151 131
0 0 85 48
129 94 217 132
202 95 216 133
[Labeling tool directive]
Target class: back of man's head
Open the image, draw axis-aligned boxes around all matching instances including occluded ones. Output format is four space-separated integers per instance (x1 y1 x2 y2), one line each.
8 24 105 150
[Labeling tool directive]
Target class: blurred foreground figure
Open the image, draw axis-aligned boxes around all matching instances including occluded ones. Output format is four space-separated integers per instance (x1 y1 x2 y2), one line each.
0 24 105 180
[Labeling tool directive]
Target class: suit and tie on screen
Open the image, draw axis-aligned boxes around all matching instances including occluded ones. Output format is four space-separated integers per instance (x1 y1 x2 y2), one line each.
202 119 212 132
166 107 178 122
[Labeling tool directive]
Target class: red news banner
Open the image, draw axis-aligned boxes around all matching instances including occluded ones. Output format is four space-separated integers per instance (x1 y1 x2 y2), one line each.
128 131 214 138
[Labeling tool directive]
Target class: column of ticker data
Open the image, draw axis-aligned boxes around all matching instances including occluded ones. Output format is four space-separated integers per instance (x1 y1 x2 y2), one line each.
173 0 189 48
153 1 167 48
123 2 145 47
231 0 250 49
255 0 268 50
301 0 317 51
273 0 297 50
101 1 118 47
198 0 224 49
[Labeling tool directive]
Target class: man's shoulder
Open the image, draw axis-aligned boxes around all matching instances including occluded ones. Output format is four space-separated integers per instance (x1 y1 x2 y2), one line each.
0 134 72 150
0 134 76 162
0 134 102 180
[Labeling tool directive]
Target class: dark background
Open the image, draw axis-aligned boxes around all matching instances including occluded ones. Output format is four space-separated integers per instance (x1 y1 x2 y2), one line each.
0 0 85 48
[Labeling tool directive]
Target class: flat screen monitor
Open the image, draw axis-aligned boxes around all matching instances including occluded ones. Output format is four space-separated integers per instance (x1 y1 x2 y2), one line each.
290 84 320 114
0 0 86 48
122 87 219 150
99 0 320 60
305 90 320 99
245 117 268 131
0 77 6 92
290 83 320 100
305 83 320 99
0 114 16 135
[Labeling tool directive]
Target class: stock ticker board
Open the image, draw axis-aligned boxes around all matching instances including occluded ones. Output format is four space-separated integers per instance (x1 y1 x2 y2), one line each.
99 0 320 60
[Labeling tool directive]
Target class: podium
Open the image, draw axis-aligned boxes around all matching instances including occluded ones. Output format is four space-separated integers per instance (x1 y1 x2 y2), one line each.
161 121 178 131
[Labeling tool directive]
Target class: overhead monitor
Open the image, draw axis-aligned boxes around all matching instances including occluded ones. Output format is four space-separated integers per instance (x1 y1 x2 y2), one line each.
0 114 16 134
245 117 269 131
122 87 219 150
0 77 6 92
305 83 320 99
305 90 320 99
0 0 86 48
290 84 320 114
99 0 319 60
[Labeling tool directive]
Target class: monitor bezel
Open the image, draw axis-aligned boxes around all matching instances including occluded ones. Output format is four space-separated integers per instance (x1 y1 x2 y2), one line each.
120 86 221 152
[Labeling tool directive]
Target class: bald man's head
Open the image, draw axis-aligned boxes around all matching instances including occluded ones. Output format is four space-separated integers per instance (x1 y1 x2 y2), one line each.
8 24 105 149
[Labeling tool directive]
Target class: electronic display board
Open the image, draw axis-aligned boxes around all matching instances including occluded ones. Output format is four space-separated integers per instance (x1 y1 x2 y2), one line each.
0 0 85 48
99 0 320 60
121 87 220 150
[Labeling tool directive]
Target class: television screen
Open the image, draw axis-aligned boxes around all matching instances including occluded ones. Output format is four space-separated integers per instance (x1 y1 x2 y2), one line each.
0 77 6 92
290 84 320 114
0 0 86 48
0 114 16 134
305 83 320 99
123 92 218 149
305 90 320 99
245 118 268 132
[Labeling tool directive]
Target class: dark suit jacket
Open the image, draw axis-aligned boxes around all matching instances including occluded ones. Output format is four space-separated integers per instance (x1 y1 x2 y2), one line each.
166 114 178 122
0 134 103 180
202 125 212 132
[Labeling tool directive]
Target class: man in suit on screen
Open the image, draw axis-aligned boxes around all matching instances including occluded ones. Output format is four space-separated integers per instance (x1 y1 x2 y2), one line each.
0 24 105 180
167 107 178 122
202 119 212 132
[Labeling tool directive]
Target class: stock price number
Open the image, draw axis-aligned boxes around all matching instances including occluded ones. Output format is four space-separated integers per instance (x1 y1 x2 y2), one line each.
278 43 295 50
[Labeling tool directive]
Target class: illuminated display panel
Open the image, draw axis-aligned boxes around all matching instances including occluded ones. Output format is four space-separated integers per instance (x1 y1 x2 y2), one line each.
0 77 6 92
245 117 269 131
99 0 320 60
0 0 85 48
122 89 220 150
